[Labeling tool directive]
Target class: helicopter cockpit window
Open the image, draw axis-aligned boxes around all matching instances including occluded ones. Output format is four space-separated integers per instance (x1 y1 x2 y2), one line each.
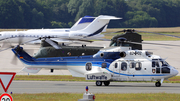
152 59 159 67
159 59 169 67
102 63 107 68
121 62 127 71
159 59 170 73
161 67 170 73
86 63 92 71
135 62 142 70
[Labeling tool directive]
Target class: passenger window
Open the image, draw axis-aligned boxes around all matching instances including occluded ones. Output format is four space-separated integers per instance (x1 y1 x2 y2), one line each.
130 62 135 68
115 63 118 68
86 63 92 71
135 62 141 70
121 62 127 71
102 63 107 68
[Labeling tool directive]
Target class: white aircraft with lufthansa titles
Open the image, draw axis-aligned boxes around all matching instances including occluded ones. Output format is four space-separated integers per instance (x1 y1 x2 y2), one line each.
11 38 178 87
0 15 121 50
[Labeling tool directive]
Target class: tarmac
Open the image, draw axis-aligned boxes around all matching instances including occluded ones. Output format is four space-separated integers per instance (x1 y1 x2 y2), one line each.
0 41 180 75
2 81 180 94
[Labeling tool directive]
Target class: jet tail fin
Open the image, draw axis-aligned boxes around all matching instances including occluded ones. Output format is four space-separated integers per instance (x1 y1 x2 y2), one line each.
70 16 95 31
80 15 121 37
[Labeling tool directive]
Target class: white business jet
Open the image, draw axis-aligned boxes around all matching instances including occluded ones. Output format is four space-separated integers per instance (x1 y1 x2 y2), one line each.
0 15 121 49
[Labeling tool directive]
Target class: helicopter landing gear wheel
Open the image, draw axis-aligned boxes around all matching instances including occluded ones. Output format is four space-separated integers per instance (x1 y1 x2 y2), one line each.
155 81 161 87
104 81 110 86
96 81 102 86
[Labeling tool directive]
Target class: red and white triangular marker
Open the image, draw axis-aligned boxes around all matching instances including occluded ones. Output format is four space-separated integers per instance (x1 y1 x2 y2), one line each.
0 72 16 92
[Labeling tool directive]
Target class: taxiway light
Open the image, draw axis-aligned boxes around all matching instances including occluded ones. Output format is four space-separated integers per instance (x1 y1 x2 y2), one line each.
86 86 88 92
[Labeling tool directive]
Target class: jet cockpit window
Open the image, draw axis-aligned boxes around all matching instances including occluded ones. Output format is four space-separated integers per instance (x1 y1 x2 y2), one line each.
86 63 92 71
135 62 142 70
121 62 127 71
102 63 107 68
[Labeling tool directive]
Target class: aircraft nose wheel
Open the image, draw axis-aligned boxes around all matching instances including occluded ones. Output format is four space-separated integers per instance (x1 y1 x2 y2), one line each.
155 81 161 87
96 81 102 86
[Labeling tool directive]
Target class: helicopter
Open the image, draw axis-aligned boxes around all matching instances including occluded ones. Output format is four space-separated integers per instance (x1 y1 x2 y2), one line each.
11 36 179 87
33 29 143 58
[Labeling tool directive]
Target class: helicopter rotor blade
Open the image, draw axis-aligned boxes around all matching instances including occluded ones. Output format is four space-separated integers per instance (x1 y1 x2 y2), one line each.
126 41 180 47
11 54 18 65
45 38 61 49
103 30 126 35
135 30 180 39
18 34 23 45
0 40 14 52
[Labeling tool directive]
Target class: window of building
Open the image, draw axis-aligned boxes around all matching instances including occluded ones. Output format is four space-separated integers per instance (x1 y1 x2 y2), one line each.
86 63 92 71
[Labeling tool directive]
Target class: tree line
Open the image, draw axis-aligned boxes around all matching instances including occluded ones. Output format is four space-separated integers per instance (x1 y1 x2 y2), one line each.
0 0 180 28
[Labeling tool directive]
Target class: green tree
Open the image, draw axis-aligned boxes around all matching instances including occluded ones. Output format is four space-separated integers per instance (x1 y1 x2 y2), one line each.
124 11 158 28
0 0 25 28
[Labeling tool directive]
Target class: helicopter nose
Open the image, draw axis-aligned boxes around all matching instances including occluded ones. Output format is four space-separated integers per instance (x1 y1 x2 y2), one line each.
172 68 179 76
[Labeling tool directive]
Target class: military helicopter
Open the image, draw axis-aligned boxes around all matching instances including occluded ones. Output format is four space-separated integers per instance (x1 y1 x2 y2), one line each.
33 29 143 58
11 35 179 87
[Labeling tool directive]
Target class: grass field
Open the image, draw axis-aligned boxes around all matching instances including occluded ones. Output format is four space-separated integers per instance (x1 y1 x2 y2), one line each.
10 93 180 101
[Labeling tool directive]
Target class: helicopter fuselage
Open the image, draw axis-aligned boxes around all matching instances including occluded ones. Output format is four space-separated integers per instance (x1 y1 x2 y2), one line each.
12 45 178 87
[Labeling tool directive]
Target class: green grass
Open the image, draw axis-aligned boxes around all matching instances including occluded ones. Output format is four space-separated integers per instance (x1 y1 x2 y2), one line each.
10 93 180 101
14 75 180 83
